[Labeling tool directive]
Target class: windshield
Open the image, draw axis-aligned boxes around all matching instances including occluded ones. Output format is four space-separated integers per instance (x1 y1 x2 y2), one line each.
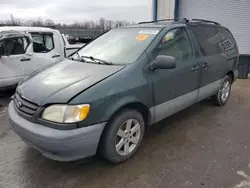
76 28 160 64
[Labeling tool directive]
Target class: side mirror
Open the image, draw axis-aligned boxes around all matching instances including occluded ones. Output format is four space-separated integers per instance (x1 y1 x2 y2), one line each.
150 55 176 70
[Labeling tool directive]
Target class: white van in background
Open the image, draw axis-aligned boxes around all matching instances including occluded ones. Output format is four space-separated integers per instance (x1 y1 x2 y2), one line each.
0 27 84 90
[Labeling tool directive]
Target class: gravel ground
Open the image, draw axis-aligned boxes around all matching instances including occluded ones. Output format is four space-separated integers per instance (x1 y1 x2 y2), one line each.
0 79 250 188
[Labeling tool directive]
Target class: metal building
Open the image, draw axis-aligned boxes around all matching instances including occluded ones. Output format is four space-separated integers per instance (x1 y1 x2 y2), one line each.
153 0 250 55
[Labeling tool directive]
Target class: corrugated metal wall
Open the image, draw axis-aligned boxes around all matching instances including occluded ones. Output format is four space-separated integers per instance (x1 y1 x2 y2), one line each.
157 0 175 19
178 0 250 54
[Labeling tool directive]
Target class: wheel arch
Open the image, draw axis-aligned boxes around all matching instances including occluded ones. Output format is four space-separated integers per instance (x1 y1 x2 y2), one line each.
97 101 151 160
227 70 234 83
108 102 151 127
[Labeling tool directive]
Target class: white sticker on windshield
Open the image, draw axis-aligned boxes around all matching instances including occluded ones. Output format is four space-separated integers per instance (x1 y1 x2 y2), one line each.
139 30 159 35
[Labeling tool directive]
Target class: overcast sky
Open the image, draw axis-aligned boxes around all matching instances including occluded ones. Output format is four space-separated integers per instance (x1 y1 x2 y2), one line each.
0 0 152 23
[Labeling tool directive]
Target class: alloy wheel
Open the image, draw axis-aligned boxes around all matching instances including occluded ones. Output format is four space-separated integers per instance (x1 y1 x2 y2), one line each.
221 80 230 102
115 119 141 156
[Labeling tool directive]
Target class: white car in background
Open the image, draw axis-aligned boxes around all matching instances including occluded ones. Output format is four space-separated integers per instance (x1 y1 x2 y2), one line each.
0 27 84 90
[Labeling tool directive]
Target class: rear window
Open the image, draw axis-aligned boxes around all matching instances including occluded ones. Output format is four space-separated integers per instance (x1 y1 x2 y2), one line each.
190 26 223 56
216 27 238 56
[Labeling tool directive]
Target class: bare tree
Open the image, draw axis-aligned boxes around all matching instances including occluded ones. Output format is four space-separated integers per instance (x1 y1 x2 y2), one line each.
105 20 114 30
0 16 135 30
131 21 137 25
44 19 55 26
31 18 44 27
10 14 15 25
99 17 105 30
89 21 96 28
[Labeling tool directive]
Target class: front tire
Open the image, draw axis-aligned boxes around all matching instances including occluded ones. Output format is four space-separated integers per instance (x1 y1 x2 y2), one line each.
99 109 145 164
211 75 232 106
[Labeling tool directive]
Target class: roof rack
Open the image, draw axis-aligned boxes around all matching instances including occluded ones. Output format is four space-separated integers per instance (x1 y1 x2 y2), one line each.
186 18 221 25
138 19 176 24
138 18 220 25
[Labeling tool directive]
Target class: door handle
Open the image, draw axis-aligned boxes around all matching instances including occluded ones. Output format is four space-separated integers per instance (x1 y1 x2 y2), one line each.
191 65 200 72
202 62 209 69
20 58 31 62
52 55 60 58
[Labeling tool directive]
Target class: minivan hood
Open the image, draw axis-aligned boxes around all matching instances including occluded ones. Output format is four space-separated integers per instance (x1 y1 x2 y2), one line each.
18 59 124 105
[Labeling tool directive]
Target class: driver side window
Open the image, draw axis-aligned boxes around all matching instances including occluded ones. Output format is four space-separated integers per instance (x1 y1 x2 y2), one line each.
31 33 54 53
154 28 193 62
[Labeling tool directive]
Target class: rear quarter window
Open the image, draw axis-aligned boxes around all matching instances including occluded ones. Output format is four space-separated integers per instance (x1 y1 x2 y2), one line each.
216 27 238 57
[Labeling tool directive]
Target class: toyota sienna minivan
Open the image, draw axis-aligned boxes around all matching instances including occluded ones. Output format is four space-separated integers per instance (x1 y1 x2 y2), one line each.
8 18 239 163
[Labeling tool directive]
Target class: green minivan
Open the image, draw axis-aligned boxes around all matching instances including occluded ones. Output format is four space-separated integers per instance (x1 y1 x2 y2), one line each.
8 18 238 163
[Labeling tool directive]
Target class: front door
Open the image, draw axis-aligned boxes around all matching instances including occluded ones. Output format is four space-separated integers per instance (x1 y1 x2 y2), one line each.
0 35 34 87
29 32 63 66
148 27 200 123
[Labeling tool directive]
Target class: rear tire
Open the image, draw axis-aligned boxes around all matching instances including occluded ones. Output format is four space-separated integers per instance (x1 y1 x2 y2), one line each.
211 75 232 106
99 109 145 164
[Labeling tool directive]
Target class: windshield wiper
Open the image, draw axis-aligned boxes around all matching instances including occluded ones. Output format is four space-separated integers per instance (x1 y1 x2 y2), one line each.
81 56 113 65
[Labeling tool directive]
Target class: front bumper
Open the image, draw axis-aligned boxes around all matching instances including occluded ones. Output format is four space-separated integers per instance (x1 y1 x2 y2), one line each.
8 101 106 161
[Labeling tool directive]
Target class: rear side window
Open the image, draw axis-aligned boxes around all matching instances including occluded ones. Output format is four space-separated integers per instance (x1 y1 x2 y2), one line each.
0 37 30 55
31 33 54 53
190 26 223 56
216 27 238 56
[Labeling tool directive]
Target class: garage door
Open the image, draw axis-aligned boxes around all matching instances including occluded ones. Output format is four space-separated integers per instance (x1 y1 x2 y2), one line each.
178 0 250 55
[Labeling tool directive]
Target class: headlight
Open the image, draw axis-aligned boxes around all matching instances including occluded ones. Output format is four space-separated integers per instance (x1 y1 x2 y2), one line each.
42 104 90 123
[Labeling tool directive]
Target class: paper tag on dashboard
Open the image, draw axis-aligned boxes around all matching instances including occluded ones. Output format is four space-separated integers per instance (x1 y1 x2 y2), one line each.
139 30 159 35
136 34 149 41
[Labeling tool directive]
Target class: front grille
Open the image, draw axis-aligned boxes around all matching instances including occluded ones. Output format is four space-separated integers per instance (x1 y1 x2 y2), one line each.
13 92 38 116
